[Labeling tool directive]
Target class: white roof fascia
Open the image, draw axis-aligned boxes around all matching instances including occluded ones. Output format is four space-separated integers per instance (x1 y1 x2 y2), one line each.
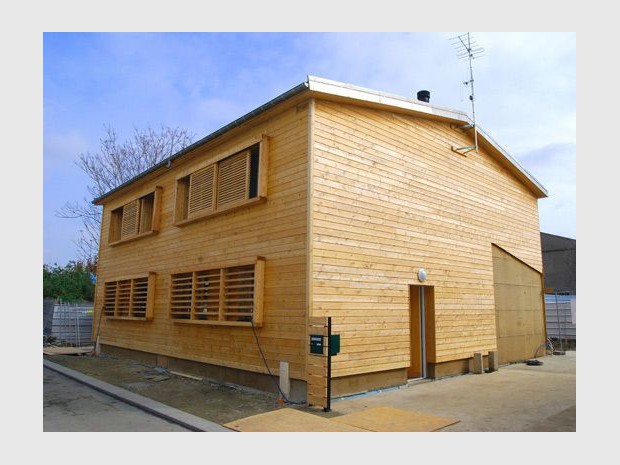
307 75 470 123
306 75 548 198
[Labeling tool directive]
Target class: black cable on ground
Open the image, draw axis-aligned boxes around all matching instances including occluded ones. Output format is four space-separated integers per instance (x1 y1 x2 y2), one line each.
250 319 305 405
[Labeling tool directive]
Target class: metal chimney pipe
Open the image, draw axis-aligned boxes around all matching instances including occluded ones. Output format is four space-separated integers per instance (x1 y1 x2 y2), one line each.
417 90 430 102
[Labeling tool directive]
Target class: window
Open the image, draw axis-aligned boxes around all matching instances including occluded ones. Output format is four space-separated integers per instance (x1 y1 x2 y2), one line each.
169 258 265 326
174 138 268 225
109 187 162 244
103 273 156 320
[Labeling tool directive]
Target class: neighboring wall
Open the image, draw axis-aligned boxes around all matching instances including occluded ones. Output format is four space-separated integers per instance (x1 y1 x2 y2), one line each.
309 99 542 377
540 232 576 294
95 102 309 380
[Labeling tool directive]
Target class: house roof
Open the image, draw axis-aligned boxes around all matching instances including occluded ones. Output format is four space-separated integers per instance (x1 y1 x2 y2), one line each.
94 76 547 204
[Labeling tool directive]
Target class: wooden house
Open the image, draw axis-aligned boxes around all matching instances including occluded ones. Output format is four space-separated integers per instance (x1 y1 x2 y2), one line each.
93 76 548 403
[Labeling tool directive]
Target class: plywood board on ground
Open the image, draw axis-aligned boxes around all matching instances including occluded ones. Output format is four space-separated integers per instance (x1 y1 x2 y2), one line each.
224 408 366 432
43 346 94 356
331 406 459 432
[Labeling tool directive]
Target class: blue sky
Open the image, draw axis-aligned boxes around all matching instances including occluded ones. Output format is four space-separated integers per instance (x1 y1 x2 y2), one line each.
43 32 576 265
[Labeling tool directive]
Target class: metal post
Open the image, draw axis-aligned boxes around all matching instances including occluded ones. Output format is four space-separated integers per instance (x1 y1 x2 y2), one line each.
75 304 81 348
420 289 427 379
466 33 479 153
555 292 563 351
324 317 332 413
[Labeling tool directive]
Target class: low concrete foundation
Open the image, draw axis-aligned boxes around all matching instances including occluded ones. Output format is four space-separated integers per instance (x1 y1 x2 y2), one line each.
101 345 501 402
471 353 484 374
101 344 307 402
488 351 499 372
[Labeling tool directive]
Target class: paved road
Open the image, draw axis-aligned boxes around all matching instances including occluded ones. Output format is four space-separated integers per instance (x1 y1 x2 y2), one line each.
43 367 190 432
333 351 576 432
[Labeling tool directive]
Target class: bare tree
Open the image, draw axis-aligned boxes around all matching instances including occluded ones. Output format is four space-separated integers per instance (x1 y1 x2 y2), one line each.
57 125 195 262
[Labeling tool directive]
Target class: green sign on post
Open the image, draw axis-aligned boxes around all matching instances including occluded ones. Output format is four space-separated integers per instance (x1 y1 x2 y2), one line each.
329 334 340 356
309 335 324 354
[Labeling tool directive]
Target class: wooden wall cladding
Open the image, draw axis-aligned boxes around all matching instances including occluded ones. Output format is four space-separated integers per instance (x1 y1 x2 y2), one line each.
94 102 309 380
309 99 543 377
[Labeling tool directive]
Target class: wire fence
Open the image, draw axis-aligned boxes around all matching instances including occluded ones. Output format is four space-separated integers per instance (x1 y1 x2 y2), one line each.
545 294 576 350
44 302 94 347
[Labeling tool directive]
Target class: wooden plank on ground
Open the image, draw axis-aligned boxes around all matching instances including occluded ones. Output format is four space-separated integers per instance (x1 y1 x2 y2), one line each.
223 408 366 432
43 346 94 356
331 406 459 432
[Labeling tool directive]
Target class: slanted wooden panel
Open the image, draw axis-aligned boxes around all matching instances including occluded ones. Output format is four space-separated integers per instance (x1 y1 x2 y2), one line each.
150 187 163 232
138 193 154 233
258 136 270 198
217 150 250 208
120 200 139 239
108 209 122 243
492 245 545 364
174 176 190 222
144 272 156 320
188 164 215 217
253 257 265 326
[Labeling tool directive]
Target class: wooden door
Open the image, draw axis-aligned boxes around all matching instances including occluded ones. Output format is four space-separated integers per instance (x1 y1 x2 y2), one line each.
408 285 435 379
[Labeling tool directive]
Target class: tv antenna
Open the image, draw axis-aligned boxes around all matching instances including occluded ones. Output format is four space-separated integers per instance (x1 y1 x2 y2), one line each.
449 32 484 155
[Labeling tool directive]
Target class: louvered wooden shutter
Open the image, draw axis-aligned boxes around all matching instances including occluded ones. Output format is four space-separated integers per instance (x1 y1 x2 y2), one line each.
194 269 221 320
103 282 118 317
222 264 255 322
116 279 132 316
170 272 193 319
121 200 139 238
131 276 149 318
188 165 215 216
217 151 250 208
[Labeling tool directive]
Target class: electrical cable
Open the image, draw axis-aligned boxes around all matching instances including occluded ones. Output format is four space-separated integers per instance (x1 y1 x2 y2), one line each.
250 319 305 405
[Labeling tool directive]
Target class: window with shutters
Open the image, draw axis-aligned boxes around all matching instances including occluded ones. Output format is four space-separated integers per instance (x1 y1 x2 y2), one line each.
169 258 264 327
174 138 267 225
102 273 156 320
109 188 162 245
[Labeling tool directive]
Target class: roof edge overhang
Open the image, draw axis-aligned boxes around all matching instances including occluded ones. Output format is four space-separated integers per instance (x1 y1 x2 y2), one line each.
93 75 547 204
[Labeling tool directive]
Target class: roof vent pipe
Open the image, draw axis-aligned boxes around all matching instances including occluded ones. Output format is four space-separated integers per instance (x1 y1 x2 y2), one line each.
417 90 430 102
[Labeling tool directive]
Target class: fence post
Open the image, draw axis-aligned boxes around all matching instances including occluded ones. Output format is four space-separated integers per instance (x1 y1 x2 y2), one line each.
555 292 563 351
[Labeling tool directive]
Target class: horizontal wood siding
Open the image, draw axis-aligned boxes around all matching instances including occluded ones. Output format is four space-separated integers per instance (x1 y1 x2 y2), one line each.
94 103 309 379
310 99 542 377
